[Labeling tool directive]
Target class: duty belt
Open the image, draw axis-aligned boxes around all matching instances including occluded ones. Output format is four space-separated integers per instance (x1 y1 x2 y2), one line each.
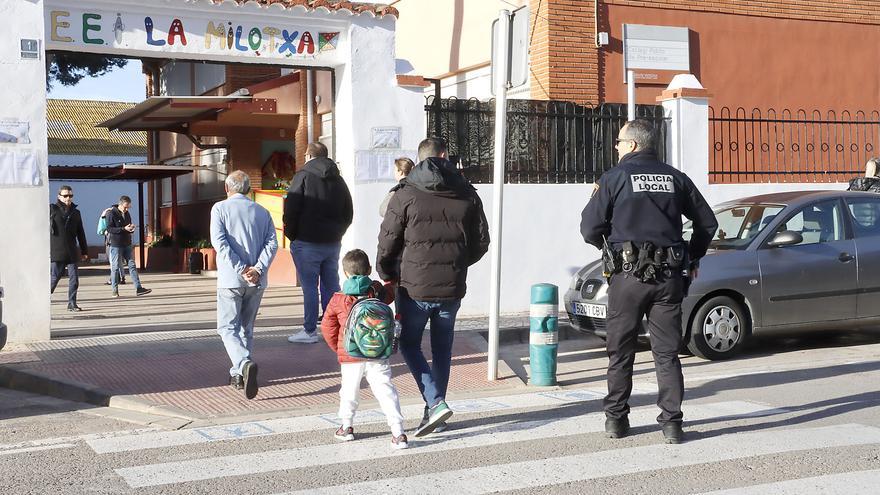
602 241 686 282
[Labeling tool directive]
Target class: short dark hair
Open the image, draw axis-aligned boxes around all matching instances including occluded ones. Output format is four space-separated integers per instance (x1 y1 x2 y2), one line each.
395 157 414 176
621 119 656 152
119 195 132 205
342 249 371 276
307 142 328 159
58 185 72 194
418 137 447 162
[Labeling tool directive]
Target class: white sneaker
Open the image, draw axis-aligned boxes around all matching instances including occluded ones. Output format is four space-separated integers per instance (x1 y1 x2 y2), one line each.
287 331 320 344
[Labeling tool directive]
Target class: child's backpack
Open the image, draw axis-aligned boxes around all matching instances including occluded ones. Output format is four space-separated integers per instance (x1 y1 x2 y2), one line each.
342 297 398 360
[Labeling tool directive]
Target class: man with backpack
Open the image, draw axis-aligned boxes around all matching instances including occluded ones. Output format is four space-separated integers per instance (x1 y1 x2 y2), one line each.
106 195 151 297
320 249 407 449
49 185 89 312
98 205 126 286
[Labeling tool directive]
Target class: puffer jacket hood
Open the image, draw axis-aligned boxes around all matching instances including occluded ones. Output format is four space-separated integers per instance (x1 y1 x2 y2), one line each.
342 275 372 296
302 157 341 179
404 157 472 195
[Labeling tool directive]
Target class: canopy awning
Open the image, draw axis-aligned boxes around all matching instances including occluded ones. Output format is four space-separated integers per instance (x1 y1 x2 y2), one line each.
48 163 199 182
98 95 279 134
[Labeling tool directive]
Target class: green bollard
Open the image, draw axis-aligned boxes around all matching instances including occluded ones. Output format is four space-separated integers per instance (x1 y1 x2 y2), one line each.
529 283 558 386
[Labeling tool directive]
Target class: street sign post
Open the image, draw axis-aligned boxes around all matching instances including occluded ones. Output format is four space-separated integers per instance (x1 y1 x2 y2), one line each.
623 24 690 120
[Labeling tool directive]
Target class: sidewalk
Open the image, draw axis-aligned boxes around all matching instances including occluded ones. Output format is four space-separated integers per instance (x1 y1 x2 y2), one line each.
0 268 537 422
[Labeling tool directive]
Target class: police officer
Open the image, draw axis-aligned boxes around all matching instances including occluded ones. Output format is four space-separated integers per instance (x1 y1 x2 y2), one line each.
580 119 717 444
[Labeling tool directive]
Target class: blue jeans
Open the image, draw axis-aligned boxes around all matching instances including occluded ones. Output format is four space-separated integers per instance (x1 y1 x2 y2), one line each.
50 262 79 307
217 286 266 376
109 246 142 292
290 240 341 334
397 289 461 408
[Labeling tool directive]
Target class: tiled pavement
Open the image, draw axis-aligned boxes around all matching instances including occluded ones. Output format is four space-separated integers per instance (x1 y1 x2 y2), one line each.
0 267 536 420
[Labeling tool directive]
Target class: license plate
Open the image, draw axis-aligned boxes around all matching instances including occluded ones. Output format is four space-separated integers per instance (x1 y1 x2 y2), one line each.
572 302 606 318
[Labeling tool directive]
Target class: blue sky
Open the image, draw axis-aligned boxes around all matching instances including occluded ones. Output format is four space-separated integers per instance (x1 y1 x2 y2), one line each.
48 61 145 102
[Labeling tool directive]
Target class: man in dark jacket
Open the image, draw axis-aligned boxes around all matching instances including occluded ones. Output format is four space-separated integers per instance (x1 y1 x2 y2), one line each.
49 185 89 311
580 119 717 444
106 195 151 298
377 137 490 437
283 142 353 344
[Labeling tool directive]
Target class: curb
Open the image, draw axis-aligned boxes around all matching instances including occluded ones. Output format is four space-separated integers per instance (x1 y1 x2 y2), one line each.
0 365 197 421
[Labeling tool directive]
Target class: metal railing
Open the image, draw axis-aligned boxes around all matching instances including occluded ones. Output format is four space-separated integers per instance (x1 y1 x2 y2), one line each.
426 97 667 184
709 107 880 183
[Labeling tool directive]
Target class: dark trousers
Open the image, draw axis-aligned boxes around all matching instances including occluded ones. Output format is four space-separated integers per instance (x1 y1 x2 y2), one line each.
50 261 79 308
604 272 685 425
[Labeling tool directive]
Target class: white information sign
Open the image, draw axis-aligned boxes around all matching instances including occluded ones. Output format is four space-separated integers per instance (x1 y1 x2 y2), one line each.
44 1 346 64
623 24 690 81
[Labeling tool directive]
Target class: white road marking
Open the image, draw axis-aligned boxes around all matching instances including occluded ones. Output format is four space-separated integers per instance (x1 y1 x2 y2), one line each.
0 444 76 456
115 400 781 488
90 386 620 454
0 427 158 455
280 424 880 495
695 469 880 495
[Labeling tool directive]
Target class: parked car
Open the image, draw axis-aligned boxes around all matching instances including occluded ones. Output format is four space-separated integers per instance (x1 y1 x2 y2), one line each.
565 190 880 360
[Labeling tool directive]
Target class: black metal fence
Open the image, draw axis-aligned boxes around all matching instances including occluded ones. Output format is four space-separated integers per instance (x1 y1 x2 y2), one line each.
425 97 667 184
709 107 880 183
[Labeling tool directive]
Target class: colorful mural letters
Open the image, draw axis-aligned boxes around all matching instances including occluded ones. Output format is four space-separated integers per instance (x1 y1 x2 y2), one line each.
48 10 340 59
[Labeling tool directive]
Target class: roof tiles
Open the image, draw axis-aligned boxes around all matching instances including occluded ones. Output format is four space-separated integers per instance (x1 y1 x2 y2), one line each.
47 99 148 157
216 0 399 18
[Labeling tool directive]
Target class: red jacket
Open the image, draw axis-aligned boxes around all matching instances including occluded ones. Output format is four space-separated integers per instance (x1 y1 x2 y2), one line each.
321 279 394 363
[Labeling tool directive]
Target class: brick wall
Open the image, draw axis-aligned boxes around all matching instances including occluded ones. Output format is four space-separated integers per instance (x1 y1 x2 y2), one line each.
529 0 880 105
605 0 880 25
224 65 281 94
529 0 599 105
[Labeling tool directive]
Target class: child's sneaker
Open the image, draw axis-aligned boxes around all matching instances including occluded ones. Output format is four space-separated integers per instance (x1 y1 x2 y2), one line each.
334 426 354 441
391 434 409 449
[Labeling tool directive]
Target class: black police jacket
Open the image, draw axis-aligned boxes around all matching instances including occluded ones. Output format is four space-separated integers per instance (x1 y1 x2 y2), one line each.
580 150 718 262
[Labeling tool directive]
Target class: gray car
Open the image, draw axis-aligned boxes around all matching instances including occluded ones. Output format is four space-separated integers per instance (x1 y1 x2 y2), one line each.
565 190 880 360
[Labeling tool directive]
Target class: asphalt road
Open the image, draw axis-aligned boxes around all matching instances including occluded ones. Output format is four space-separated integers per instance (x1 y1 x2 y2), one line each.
2 329 880 494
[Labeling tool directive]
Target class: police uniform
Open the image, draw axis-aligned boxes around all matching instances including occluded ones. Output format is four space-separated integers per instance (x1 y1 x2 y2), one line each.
580 149 717 428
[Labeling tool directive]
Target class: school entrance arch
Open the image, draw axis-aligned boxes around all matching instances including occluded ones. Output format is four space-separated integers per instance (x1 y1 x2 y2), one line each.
1 0 423 344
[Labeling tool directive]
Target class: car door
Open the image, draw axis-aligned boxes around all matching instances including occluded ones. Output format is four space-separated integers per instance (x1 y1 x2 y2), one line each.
845 196 880 318
757 198 857 326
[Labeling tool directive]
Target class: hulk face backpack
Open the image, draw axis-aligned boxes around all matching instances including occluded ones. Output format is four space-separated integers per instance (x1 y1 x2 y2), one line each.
342 298 398 360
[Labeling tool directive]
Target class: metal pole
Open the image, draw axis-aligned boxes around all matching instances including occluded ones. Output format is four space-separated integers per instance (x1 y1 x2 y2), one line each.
488 9 511 381
306 70 315 142
627 69 636 121
138 181 145 270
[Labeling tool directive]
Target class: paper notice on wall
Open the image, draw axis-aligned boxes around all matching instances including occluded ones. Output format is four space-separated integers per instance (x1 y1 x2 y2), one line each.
354 150 416 183
0 120 31 144
0 149 42 186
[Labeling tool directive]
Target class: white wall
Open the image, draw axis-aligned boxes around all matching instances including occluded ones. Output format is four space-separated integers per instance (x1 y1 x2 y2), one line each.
0 0 51 341
47 180 140 247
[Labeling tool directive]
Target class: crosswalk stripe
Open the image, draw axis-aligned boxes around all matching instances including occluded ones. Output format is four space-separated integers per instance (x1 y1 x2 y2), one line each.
90 386 635 454
279 424 880 495
115 400 781 488
694 469 880 495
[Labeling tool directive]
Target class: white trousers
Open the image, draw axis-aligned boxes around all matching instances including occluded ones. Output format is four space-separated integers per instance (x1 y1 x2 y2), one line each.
339 360 404 436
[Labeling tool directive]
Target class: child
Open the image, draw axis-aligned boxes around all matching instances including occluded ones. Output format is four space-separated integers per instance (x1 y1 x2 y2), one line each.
321 249 408 449
379 157 414 218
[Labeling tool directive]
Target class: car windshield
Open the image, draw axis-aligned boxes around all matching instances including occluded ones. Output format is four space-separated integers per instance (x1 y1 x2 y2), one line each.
683 203 786 250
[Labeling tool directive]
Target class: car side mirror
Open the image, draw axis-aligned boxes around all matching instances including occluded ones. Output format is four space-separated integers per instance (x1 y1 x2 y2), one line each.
767 230 803 247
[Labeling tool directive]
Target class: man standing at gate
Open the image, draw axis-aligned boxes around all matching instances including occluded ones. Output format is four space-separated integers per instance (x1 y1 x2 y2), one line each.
284 142 353 344
211 170 278 399
49 185 89 312
580 119 717 444
377 137 490 437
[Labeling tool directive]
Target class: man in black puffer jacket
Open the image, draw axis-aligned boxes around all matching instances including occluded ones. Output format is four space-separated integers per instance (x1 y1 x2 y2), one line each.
49 185 89 312
283 142 353 344
377 137 490 437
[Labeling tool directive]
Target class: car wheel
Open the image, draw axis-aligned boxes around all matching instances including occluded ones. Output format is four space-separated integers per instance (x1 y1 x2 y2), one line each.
687 296 749 360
